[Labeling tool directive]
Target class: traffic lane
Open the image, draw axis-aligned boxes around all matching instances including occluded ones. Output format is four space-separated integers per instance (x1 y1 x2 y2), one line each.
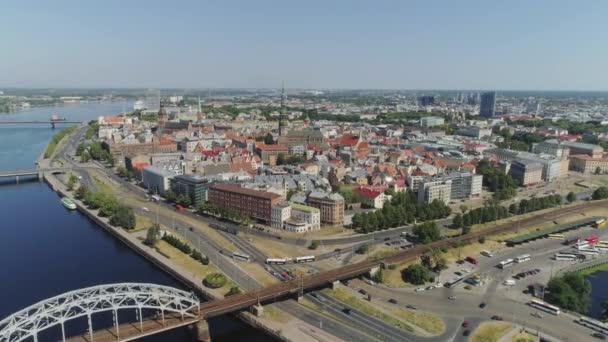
306 294 405 342
276 300 374 342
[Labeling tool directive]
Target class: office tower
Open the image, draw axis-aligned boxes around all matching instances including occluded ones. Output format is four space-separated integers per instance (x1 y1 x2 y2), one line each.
479 91 496 118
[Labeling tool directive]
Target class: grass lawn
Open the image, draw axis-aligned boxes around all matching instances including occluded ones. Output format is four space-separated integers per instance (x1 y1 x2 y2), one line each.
263 305 291 323
511 332 536 342
132 215 153 232
324 288 414 333
384 305 445 335
382 260 416 288
577 262 608 276
470 322 514 342
154 240 236 297
93 175 114 194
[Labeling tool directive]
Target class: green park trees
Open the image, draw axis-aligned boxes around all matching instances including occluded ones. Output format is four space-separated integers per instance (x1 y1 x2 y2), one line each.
413 222 441 244
144 224 161 246
401 264 429 285
545 272 591 314
593 187 608 200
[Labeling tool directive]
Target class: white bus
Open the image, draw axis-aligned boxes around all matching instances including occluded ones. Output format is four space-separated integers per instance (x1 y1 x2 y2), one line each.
578 248 600 256
481 250 493 258
232 252 251 262
266 258 287 265
498 259 514 269
578 316 608 334
295 255 315 263
529 299 561 315
515 254 531 263
548 233 565 239
554 253 577 261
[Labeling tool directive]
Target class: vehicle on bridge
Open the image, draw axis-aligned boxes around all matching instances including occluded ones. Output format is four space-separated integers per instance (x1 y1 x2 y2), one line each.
578 316 608 335
529 299 561 315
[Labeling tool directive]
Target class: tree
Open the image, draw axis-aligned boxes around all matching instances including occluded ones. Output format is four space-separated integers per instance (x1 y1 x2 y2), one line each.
596 166 602 175
276 153 286 165
545 272 591 314
593 187 608 200
117 166 128 178
109 205 136 230
264 133 274 145
452 214 463 228
75 185 88 199
309 240 319 250
144 224 161 246
601 300 608 322
355 244 370 254
413 222 441 244
372 268 384 284
225 286 242 297
67 174 78 191
401 264 429 285
509 203 519 215
461 225 471 235
459 205 468 213
164 190 177 203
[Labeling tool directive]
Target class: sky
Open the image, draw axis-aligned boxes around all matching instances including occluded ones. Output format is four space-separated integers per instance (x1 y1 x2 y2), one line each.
1 0 607 90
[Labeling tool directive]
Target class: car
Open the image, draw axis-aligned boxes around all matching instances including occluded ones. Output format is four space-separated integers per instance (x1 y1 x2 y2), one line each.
531 312 543 318
479 302 486 309
388 298 398 304
406 304 418 310
491 315 503 321
425 285 435 290
384 237 391 241
359 289 367 295
592 332 607 340
455 271 463 276
334 248 342 253
463 330 471 336
141 207 150 212
462 321 469 328
342 308 351 314
448 296 456 300
415 287 425 292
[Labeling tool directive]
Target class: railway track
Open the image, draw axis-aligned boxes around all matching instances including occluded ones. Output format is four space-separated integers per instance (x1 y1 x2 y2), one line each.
198 200 608 318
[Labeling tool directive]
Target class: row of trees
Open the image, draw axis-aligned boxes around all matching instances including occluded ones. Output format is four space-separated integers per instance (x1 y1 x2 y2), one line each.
476 159 519 201
452 194 564 231
161 234 210 266
44 126 77 158
162 190 193 208
351 191 451 234
276 154 305 165
76 141 114 166
198 201 247 224
76 186 135 230
413 222 441 244
116 166 136 181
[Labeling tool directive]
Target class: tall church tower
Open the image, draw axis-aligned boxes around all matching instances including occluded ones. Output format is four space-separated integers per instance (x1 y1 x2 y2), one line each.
158 103 168 127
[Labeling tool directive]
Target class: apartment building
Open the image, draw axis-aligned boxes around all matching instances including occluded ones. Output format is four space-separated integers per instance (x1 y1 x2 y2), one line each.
307 191 345 225
271 202 291 229
208 183 281 223
445 172 483 200
569 155 608 174
418 180 452 204
170 175 211 206
291 203 321 231
509 160 543 186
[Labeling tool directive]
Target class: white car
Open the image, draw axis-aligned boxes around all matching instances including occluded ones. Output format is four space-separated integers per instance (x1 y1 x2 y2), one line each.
141 207 150 212
415 287 425 292
425 285 435 290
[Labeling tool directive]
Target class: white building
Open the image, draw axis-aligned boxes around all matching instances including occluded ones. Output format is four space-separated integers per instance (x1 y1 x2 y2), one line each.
291 203 321 231
271 202 291 229
420 116 445 128
418 180 452 204
445 172 483 200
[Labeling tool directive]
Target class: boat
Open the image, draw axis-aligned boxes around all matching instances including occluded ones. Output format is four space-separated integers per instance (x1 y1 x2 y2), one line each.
61 197 77 210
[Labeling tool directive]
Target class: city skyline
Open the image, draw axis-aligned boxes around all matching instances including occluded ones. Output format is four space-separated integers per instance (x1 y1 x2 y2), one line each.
2 1 608 90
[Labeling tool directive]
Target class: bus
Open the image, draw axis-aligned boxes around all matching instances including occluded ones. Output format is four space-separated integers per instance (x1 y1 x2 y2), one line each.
515 254 531 263
481 250 493 258
266 258 287 265
233 252 251 262
295 256 316 263
578 248 600 256
578 316 608 334
548 234 565 239
593 218 607 228
575 241 590 249
554 253 577 261
498 259 514 269
529 299 561 315
596 242 608 250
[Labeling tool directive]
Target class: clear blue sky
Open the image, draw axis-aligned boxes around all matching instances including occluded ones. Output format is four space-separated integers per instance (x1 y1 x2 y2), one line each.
2 0 607 90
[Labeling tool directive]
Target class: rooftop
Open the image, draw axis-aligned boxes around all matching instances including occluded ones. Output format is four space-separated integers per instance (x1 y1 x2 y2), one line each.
211 183 281 200
291 202 320 214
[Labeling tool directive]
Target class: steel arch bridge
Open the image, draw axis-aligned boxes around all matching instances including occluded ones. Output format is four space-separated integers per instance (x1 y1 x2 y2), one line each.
0 283 200 342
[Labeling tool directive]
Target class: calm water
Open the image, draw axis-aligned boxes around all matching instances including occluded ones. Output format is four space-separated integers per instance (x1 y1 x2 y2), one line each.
0 103 268 341
588 271 608 319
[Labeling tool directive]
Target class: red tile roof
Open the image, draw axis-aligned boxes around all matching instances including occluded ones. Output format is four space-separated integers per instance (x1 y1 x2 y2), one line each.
353 187 384 200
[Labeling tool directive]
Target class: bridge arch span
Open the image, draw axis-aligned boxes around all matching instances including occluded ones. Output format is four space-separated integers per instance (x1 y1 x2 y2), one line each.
0 283 200 342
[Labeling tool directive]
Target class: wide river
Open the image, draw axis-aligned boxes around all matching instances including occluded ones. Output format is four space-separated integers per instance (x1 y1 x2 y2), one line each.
0 102 268 341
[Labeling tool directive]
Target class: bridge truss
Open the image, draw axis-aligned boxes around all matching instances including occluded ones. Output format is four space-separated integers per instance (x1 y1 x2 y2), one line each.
0 283 200 342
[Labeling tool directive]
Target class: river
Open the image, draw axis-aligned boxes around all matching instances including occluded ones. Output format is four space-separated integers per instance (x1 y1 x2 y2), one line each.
588 271 608 320
0 102 268 341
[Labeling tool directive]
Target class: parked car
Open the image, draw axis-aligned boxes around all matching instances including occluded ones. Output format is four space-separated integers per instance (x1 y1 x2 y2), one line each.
141 207 150 212
462 321 469 328
448 296 456 300
491 315 503 321
388 298 398 304
479 302 487 309
425 285 435 290
415 287 425 292
406 304 418 310
342 308 351 314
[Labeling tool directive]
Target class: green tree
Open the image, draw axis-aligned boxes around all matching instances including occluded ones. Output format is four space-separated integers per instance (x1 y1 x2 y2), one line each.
372 267 384 284
355 244 370 254
401 264 429 285
109 205 136 230
264 133 274 145
459 204 468 213
413 222 441 244
596 166 602 175
452 214 463 228
225 286 242 297
309 240 319 250
67 174 78 191
545 272 591 314
144 224 161 246
593 187 608 200
461 225 471 236
75 185 88 199
164 190 177 202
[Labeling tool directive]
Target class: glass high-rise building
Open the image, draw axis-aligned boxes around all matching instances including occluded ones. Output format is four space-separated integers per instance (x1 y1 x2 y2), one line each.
479 91 496 118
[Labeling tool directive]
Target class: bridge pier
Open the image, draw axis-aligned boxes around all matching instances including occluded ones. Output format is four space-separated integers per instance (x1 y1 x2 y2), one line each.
194 319 211 342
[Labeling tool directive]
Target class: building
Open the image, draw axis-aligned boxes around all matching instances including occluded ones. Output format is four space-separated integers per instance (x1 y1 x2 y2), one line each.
484 149 568 182
418 95 435 107
353 187 388 209
307 192 345 225
479 91 496 118
271 202 291 229
143 89 161 113
559 140 603 158
142 165 176 195
255 143 289 166
208 183 282 223
509 160 543 186
455 126 492 139
124 154 150 180
532 141 569 158
445 172 483 200
278 129 324 148
420 116 444 128
569 155 608 174
291 203 321 231
170 175 211 206
418 180 452 204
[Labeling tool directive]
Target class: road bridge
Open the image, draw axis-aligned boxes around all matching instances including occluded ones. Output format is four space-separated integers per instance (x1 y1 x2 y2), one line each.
0 167 70 183
0 120 83 128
